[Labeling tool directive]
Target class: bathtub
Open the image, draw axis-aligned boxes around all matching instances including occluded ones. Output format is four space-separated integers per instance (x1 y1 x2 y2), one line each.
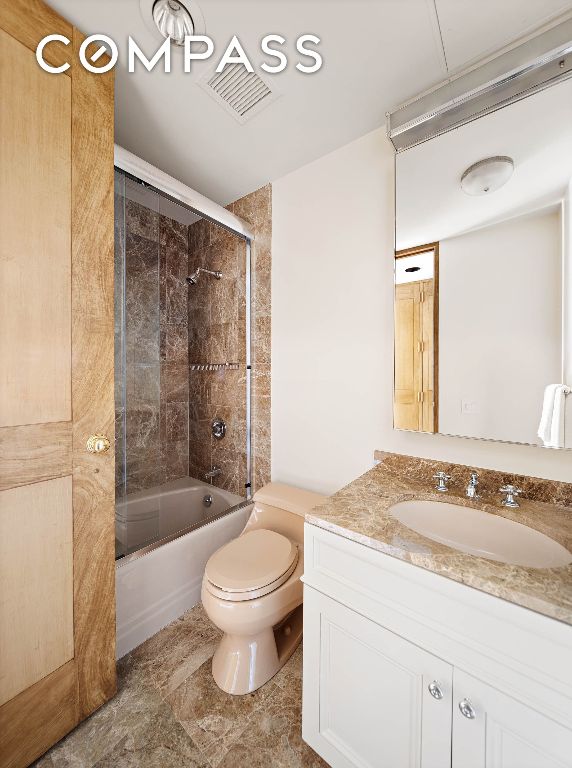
115 477 252 658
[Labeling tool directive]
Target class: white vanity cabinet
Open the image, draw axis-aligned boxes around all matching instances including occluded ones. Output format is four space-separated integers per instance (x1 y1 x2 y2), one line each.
452 670 572 768
302 524 572 768
304 588 453 768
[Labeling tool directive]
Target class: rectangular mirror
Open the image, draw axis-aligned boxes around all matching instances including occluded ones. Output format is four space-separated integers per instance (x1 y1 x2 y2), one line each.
394 78 572 449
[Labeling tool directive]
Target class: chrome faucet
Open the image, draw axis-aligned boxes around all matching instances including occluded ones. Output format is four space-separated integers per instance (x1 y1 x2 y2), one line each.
500 485 522 508
205 466 221 481
433 471 451 492
466 472 479 500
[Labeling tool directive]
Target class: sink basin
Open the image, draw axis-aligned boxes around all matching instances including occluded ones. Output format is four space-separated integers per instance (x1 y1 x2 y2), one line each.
389 500 572 568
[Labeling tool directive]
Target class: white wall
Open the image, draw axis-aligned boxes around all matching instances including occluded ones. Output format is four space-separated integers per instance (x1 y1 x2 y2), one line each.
272 128 572 496
564 182 572 447
439 209 562 445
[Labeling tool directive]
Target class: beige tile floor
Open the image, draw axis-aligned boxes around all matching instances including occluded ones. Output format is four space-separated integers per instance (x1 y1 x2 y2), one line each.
35 604 328 768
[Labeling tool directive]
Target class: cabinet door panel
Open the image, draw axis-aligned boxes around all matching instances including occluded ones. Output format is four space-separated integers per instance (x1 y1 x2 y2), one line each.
453 669 572 768
303 588 452 768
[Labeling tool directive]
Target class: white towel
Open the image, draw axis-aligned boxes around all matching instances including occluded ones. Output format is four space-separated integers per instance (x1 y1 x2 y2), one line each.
538 384 570 448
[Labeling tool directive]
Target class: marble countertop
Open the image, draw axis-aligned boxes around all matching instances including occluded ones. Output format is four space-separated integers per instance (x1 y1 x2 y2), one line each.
306 457 572 626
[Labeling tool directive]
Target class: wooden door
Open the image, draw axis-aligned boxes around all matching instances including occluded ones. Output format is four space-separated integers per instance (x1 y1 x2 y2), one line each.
0 3 116 767
303 588 453 768
452 669 572 768
420 280 435 432
394 281 423 431
394 279 436 432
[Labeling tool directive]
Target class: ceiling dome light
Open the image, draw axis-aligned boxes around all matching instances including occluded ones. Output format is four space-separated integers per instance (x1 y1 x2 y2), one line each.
153 0 194 46
461 156 514 196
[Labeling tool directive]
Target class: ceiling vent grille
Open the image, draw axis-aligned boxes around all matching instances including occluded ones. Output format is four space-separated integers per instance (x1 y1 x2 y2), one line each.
199 64 278 124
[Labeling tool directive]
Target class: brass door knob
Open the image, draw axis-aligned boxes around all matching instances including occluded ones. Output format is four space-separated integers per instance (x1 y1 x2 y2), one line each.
86 434 111 454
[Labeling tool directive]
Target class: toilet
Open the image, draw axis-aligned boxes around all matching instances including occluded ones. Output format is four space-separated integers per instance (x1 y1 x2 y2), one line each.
201 482 327 695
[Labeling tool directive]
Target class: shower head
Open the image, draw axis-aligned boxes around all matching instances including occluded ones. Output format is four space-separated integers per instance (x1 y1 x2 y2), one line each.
186 268 223 285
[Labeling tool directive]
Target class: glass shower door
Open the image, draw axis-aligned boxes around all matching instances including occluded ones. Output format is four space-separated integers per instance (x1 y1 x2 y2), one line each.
114 172 162 557
114 169 126 558
114 166 251 561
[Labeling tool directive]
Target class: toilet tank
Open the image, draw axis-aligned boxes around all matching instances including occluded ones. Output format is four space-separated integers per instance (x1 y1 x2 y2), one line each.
241 482 328 546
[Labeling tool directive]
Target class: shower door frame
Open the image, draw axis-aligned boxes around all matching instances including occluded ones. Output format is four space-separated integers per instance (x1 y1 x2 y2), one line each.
114 145 254 508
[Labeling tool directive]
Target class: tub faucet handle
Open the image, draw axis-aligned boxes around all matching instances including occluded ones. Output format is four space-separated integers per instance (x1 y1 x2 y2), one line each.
205 466 222 481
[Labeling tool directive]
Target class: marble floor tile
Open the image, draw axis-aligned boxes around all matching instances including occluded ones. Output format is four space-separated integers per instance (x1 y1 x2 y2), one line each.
131 606 222 699
33 604 327 768
166 658 276 767
92 702 208 768
34 661 164 768
217 683 328 768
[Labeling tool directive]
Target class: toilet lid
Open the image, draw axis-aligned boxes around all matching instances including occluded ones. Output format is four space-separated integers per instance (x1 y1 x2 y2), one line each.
205 529 298 593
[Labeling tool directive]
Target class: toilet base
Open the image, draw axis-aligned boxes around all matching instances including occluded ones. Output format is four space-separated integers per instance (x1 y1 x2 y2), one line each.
212 605 303 695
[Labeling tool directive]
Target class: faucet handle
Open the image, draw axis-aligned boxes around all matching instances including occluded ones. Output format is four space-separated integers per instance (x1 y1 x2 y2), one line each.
500 485 522 508
205 465 222 480
500 484 521 494
433 471 451 492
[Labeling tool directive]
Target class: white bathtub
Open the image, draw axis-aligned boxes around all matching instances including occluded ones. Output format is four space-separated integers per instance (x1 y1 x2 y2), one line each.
115 477 252 658
115 476 245 557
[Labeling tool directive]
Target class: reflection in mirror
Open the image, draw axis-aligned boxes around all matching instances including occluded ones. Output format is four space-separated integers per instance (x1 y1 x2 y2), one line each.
394 78 572 448
394 245 437 434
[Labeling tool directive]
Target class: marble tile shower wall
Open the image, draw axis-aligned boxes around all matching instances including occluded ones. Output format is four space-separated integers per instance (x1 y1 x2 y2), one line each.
116 185 271 499
118 199 189 494
187 219 246 494
188 184 272 496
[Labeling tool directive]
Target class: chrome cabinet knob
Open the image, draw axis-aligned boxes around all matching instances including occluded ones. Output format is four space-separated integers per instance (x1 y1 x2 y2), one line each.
428 681 444 700
86 434 111 454
458 699 476 719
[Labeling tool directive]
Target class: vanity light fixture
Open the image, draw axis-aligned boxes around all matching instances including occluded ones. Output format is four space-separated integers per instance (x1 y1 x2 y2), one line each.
461 156 514 196
387 19 572 152
152 0 194 45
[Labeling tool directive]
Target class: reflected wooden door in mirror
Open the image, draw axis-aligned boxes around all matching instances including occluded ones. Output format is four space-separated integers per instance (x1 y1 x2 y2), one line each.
394 244 438 433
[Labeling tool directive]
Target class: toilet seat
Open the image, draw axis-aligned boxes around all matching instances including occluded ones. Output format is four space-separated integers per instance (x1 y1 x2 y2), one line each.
204 529 299 602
